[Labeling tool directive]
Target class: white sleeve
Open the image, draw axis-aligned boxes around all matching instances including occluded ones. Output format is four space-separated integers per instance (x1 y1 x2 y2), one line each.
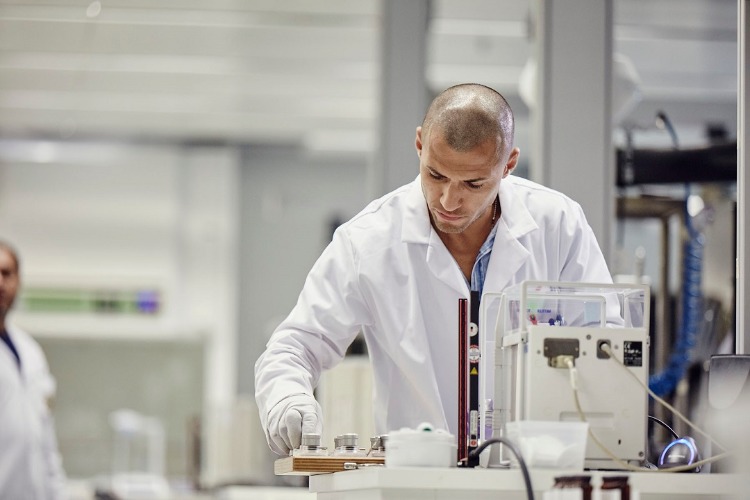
558 201 614 285
254 226 373 439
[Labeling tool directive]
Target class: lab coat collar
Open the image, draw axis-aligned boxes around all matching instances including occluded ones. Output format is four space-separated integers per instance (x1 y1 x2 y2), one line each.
401 176 431 245
401 176 467 294
0 324 23 382
497 176 539 239
483 177 538 294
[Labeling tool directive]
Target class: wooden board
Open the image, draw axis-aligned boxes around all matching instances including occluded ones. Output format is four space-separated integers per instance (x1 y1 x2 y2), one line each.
275 455 385 475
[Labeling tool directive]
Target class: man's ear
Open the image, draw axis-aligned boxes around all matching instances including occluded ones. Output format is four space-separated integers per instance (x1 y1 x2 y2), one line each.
503 147 521 178
415 126 423 158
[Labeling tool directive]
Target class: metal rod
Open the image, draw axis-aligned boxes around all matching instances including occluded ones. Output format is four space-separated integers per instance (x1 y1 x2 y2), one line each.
468 291 481 467
458 298 469 465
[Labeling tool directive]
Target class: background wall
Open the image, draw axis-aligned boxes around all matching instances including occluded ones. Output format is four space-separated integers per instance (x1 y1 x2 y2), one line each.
237 145 370 395
0 140 240 484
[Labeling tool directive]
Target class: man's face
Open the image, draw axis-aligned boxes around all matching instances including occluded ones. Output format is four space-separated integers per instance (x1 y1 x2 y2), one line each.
416 127 516 234
0 248 19 319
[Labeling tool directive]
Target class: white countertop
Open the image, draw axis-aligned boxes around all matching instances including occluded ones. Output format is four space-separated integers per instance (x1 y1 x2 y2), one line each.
217 486 316 500
309 466 746 499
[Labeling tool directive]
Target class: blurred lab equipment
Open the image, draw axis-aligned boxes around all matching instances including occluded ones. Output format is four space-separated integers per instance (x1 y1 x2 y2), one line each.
103 408 170 499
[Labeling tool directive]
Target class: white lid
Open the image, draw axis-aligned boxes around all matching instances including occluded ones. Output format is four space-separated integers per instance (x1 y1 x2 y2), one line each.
388 422 455 444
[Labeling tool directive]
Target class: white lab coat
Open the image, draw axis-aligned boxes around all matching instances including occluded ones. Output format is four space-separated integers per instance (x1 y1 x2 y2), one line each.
0 324 67 500
255 175 614 442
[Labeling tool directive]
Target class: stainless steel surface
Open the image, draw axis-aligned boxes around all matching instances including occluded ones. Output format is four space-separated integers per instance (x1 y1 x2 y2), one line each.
334 433 359 449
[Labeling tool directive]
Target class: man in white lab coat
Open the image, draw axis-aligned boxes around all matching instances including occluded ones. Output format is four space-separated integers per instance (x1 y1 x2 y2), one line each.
0 242 68 499
255 83 614 455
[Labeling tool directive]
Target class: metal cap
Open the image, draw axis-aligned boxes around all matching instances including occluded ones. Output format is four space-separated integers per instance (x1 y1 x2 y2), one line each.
301 433 321 447
370 434 388 450
334 433 359 448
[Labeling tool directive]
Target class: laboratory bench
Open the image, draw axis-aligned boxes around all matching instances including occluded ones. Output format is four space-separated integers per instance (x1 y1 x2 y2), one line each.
65 479 317 500
307 466 746 500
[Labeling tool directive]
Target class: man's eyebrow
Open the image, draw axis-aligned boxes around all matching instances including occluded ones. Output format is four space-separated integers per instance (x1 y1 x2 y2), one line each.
464 176 489 183
426 165 488 183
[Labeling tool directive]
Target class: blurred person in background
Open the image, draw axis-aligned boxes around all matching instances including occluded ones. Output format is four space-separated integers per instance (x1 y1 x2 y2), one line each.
0 241 67 499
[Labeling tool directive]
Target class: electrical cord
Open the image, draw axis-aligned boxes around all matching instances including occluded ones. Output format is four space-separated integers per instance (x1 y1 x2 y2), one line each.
564 357 645 472
600 343 726 453
646 111 709 398
469 437 534 500
564 350 731 473
648 415 679 440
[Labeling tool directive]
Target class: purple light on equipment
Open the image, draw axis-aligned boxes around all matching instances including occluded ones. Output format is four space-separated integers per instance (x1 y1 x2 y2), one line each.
135 290 160 314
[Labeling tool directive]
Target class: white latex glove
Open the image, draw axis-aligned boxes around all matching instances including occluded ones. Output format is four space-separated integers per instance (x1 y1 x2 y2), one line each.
267 394 323 456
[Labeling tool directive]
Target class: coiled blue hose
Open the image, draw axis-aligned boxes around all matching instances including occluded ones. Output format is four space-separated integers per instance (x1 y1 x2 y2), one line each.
648 200 704 397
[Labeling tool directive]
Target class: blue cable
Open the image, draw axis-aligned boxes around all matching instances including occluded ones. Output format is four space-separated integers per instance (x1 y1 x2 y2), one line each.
648 192 704 397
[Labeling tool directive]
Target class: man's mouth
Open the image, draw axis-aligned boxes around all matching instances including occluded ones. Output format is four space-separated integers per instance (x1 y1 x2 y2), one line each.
435 210 463 222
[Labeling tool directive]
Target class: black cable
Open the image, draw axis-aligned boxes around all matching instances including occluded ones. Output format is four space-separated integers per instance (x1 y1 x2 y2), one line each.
468 437 534 500
655 110 679 149
648 415 680 440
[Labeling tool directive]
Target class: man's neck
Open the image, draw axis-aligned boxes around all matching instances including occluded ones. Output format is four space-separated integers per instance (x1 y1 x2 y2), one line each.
438 199 497 252
437 222 491 256
434 209 496 281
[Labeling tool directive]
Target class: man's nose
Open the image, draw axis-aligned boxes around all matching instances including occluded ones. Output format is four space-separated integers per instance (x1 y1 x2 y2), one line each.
441 184 462 212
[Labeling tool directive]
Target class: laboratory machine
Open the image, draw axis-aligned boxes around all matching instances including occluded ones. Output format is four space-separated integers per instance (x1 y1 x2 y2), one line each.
477 281 650 470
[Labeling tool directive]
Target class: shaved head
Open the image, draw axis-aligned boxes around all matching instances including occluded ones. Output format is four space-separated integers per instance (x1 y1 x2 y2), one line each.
0 241 19 273
0 241 20 324
421 83 515 161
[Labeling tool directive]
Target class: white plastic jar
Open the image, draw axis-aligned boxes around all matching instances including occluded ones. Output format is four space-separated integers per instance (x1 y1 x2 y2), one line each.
385 423 457 468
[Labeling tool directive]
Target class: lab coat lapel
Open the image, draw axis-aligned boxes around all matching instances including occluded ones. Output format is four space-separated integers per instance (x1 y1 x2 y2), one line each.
401 177 467 296
426 230 467 295
483 178 538 294
0 333 22 384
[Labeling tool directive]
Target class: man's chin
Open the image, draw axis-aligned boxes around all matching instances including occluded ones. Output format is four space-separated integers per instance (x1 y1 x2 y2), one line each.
433 220 467 234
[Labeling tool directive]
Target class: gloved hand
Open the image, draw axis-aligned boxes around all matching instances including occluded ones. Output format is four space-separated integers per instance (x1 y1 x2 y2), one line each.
266 394 323 456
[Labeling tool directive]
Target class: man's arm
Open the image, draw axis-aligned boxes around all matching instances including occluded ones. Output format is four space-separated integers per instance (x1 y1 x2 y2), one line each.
557 202 613 285
254 227 372 455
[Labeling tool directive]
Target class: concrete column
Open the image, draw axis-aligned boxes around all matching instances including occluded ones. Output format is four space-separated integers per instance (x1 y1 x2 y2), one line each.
178 146 240 408
372 0 430 197
178 146 243 486
531 0 614 261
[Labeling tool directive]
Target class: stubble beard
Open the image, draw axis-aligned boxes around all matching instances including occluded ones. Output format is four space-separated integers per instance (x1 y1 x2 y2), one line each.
430 209 482 234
